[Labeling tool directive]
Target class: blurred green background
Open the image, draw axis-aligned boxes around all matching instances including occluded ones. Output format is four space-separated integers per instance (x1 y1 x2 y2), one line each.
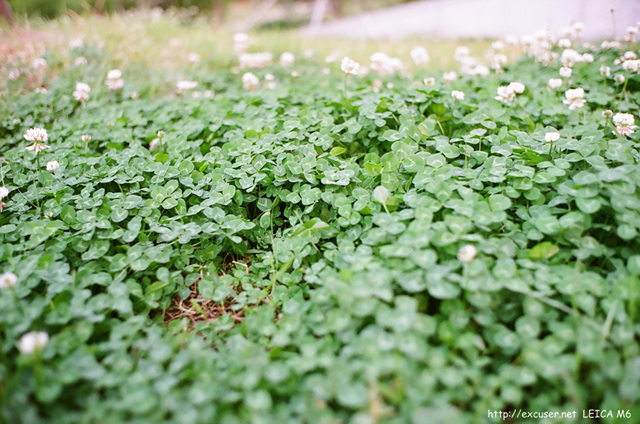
6 0 416 20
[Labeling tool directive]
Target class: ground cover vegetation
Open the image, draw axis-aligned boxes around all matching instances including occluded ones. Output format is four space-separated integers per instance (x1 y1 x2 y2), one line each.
1 11 640 424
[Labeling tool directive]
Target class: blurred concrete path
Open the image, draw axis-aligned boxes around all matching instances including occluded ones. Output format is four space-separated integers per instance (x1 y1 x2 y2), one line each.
304 0 640 40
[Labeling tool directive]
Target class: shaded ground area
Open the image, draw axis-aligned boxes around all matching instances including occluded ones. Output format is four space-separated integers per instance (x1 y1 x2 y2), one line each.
305 0 640 39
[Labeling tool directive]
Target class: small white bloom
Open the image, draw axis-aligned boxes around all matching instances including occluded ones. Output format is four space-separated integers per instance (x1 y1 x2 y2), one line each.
454 46 470 61
613 112 637 136
264 73 275 81
106 69 124 90
18 331 49 355
291 70 300 78
0 271 17 288
563 87 586 110
423 77 436 87
74 56 88 66
279 52 295 67
410 46 430 66
602 109 613 119
0 186 8 200
242 72 259 91
623 51 637 60
548 78 563 89
32 58 47 71
509 81 525 94
187 52 201 64
238 52 273 68
442 71 457 83
46 160 60 171
81 134 92 143
622 59 640 72
24 127 50 153
495 85 515 103
614 74 625 84
340 56 360 75
558 38 572 48
73 82 90 102
600 65 611 77
233 33 250 54
545 132 560 143
457 244 477 263
559 67 572 78
491 41 504 51
8 69 20 80
176 80 198 93
451 90 465 100
581 53 594 63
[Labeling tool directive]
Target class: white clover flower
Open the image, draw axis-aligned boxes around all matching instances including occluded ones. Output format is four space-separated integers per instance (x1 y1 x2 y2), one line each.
0 271 17 288
602 109 613 119
614 74 625 84
559 67 572 78
0 186 8 200
238 52 273 68
454 46 470 61
491 40 504 51
24 127 50 153
32 58 47 71
600 65 611 77
187 52 201 64
563 88 586 110
495 85 515 103
442 71 457 83
622 59 640 72
369 52 402 76
423 77 436 87
410 46 430 66
509 81 525 94
46 160 60 171
623 51 637 61
457 244 477 263
558 38 572 48
233 33 250 54
548 78 563 89
469 65 489 77
545 132 560 143
73 82 90 102
451 90 465 100
279 52 295 67
613 113 637 136
74 56 88 66
242 72 259 91
291 70 300 78
601 40 621 49
18 331 49 355
581 53 594 63
106 69 124 90
341 56 360 75
35 87 48 94
81 134 92 143
130 91 139 99
176 80 198 93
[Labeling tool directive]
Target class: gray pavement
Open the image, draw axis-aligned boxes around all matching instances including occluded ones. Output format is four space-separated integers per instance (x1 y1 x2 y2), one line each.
304 0 640 40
